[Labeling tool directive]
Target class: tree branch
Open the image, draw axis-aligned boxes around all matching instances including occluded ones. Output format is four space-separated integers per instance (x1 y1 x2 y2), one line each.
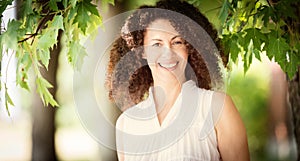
18 12 50 43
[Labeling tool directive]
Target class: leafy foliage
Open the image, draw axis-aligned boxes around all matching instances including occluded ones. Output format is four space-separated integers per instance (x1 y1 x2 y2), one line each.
73 0 100 33
215 0 300 77
0 0 113 115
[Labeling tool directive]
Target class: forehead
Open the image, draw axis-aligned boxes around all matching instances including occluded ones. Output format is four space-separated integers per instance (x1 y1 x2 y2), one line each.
145 19 179 37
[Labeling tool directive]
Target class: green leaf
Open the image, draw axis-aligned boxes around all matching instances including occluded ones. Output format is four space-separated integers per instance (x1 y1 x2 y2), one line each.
37 15 64 50
68 41 87 70
20 0 33 17
243 49 252 74
63 0 68 8
24 13 40 33
264 30 274 59
68 6 77 21
36 76 59 107
49 0 59 11
231 0 238 8
38 30 58 50
224 34 240 62
0 20 21 50
286 43 300 79
286 51 300 79
70 0 78 8
73 0 100 34
21 43 34 69
17 73 30 90
244 28 266 51
4 83 14 116
5 89 14 116
5 89 14 106
253 48 261 61
257 6 277 28
230 35 241 62
267 36 289 63
74 3 89 33
84 0 99 16
51 15 64 30
222 35 230 54
86 14 103 37
218 0 230 26
37 49 51 70
266 32 290 71
243 40 256 73
16 47 32 91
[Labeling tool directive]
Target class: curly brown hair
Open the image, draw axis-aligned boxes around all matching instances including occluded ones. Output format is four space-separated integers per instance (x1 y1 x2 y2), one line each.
105 0 227 111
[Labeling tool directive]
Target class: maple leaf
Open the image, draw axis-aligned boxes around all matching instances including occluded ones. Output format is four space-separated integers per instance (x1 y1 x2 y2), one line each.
36 77 59 107
73 0 100 34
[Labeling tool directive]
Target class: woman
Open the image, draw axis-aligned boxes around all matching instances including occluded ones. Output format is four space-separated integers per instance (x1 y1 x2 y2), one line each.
106 0 249 160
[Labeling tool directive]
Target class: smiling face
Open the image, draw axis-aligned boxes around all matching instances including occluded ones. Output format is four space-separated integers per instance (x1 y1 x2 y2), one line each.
143 19 188 85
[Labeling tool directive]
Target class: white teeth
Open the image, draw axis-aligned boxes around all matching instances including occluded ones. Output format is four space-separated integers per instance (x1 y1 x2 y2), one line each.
159 62 177 68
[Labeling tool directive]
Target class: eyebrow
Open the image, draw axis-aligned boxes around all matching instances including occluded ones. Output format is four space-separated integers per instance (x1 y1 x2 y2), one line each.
171 35 181 41
150 35 182 41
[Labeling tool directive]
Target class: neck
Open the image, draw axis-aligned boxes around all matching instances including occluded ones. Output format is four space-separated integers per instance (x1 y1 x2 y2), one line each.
153 80 181 95
152 78 185 123
152 73 186 93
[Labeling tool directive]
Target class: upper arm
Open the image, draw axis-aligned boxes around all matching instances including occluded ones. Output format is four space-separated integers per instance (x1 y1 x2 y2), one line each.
215 94 250 161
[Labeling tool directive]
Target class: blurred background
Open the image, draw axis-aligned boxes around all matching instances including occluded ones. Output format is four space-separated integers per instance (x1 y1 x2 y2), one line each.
0 0 298 161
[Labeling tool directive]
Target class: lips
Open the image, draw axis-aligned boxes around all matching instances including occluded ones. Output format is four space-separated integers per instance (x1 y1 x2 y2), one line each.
158 62 179 71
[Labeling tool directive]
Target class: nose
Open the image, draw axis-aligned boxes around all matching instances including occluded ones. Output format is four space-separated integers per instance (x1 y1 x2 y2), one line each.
160 45 174 59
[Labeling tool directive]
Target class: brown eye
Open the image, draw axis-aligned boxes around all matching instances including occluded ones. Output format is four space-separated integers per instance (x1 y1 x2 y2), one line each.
152 43 162 47
171 38 185 49
172 41 183 45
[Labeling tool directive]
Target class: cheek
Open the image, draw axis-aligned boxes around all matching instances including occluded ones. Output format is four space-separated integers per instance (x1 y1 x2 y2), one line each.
177 50 189 62
143 46 162 63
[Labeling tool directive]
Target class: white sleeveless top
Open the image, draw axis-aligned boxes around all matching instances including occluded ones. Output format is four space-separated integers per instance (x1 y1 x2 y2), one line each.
116 80 222 161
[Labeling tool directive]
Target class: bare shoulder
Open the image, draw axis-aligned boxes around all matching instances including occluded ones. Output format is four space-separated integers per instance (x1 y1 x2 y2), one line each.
214 92 250 161
213 92 241 128
210 91 239 122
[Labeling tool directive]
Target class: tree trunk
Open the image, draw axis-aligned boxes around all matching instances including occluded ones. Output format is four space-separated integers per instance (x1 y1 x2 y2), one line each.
288 68 300 161
29 0 61 160
31 32 60 161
